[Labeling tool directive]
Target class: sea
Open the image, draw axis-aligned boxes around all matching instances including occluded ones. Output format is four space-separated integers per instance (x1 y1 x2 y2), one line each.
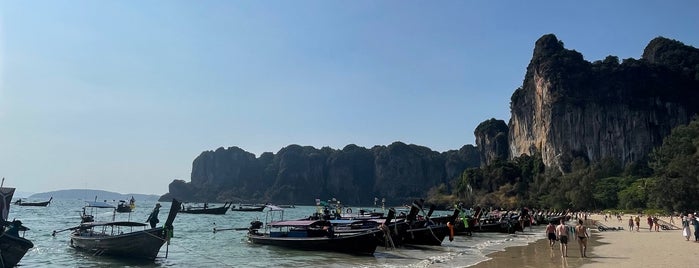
10 199 546 268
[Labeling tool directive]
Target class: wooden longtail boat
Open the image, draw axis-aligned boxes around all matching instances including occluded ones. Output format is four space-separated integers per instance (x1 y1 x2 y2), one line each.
231 205 266 212
65 199 181 260
14 197 52 207
0 184 34 268
247 206 382 255
116 198 136 213
179 202 231 215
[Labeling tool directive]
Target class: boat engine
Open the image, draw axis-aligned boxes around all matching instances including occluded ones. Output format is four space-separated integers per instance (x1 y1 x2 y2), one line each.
249 220 263 230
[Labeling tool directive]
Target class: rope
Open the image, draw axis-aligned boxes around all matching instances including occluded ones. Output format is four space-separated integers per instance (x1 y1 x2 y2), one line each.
380 224 395 250
0 245 5 268
425 225 440 243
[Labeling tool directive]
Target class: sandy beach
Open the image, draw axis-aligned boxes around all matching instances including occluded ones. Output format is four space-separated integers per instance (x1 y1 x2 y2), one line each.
471 214 697 268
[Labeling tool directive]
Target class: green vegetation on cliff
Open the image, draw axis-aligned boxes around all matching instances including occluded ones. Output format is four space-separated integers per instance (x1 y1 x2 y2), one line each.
452 116 699 213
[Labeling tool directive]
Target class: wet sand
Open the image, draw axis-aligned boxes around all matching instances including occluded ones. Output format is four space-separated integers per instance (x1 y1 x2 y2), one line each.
471 228 596 268
470 214 697 268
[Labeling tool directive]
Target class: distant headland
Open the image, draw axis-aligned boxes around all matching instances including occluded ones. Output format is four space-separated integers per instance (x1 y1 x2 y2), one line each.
29 189 160 201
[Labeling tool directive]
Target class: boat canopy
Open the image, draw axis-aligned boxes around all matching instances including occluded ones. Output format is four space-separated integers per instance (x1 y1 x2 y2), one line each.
265 205 284 211
84 201 116 208
268 220 329 227
79 221 148 228
329 219 373 225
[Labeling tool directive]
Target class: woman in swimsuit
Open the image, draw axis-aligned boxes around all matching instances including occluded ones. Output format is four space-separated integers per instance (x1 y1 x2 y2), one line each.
575 219 589 257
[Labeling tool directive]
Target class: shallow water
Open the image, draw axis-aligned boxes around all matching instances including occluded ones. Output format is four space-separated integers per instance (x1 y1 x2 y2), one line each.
10 199 544 267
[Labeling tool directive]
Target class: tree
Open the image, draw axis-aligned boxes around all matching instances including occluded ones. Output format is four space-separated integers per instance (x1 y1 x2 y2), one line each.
647 117 699 212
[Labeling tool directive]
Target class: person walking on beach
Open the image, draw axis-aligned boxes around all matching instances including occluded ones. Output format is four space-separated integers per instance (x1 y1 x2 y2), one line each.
653 216 660 232
546 221 557 248
634 215 640 232
682 215 691 241
146 203 161 229
628 216 634 232
647 215 653 231
575 219 589 258
691 214 699 242
556 219 569 257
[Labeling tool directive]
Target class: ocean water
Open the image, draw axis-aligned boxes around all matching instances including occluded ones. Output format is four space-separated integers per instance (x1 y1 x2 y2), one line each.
10 199 545 267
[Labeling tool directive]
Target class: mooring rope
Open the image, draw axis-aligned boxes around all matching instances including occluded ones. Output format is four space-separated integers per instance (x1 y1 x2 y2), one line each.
380 224 395 249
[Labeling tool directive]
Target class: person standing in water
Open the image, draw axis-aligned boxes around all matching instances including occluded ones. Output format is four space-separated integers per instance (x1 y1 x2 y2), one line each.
146 203 161 229
556 219 569 257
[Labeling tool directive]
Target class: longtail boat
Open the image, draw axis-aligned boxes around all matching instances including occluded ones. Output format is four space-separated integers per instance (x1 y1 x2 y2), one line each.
57 199 181 260
14 197 52 207
231 205 265 212
247 206 382 255
0 181 34 267
179 202 231 215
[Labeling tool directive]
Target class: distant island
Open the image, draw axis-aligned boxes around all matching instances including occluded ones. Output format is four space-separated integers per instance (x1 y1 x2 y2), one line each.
29 189 160 201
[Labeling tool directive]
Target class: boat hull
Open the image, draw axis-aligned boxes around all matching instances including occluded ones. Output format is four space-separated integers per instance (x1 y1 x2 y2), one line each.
179 206 229 215
379 223 449 246
402 225 449 246
116 203 132 213
0 234 34 268
248 230 380 255
16 201 50 207
70 227 167 260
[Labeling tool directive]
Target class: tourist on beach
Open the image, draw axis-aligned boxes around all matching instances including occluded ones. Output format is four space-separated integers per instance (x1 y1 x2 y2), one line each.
546 221 557 248
647 215 653 231
556 219 569 257
691 214 699 242
628 216 634 232
575 219 589 258
146 203 161 229
653 216 660 232
634 215 640 232
682 215 691 241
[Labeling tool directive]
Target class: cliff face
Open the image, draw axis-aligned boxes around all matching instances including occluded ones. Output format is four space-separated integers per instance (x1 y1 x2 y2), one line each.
509 34 699 170
163 142 480 205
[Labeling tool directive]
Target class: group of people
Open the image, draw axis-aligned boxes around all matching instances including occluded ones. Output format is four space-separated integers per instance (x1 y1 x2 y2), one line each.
546 219 589 258
624 214 666 232
681 213 699 241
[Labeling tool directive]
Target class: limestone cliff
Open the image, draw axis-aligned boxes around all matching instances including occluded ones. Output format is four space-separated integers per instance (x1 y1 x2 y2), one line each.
509 34 699 170
162 143 480 205
475 118 509 166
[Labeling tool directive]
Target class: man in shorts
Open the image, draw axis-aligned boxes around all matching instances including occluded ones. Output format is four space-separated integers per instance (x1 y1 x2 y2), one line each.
556 219 569 257
546 221 557 248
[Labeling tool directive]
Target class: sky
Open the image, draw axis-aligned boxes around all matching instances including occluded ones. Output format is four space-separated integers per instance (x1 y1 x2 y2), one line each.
1 1 697 196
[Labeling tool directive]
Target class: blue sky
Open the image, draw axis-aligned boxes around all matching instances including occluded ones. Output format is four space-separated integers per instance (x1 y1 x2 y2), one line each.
1 1 697 195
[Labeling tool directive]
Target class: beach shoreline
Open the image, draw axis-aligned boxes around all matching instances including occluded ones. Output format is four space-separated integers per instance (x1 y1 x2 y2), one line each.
470 221 595 268
468 214 696 268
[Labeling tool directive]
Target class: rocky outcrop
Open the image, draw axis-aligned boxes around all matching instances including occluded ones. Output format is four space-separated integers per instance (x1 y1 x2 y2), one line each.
509 34 699 171
162 143 480 205
475 118 509 166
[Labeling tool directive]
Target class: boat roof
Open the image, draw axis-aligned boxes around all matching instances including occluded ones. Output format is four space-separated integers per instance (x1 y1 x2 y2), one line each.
268 220 327 227
84 201 116 208
265 205 283 211
80 221 148 228
329 219 378 224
